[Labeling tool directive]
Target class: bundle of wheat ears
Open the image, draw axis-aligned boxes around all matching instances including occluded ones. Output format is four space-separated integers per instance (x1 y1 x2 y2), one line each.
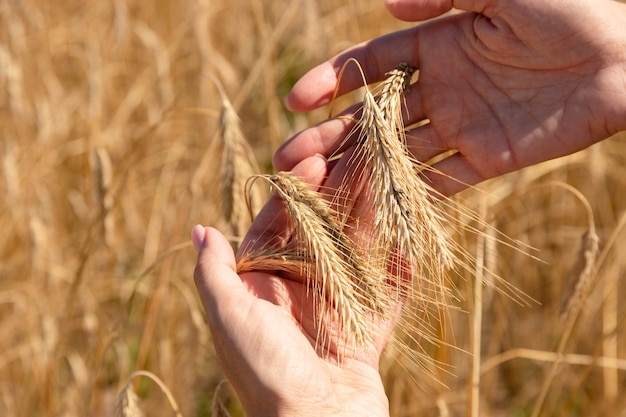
233 63 460 350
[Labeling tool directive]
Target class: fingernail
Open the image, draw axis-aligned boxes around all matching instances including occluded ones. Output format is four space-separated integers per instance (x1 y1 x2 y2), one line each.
191 224 206 251
314 153 328 162
284 94 295 111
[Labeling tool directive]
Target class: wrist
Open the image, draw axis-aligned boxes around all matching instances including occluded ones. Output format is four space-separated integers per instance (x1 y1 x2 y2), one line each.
268 361 389 417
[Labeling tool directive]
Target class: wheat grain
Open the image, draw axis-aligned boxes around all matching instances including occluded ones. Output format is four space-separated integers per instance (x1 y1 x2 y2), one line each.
374 63 415 141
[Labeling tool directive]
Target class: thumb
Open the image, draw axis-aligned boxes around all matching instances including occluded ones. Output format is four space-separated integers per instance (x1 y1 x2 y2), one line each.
192 226 245 310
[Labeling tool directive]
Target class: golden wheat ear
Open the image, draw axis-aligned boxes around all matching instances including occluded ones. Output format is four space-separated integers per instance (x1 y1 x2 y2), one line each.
237 171 393 347
206 74 266 247
374 63 415 142
344 64 456 306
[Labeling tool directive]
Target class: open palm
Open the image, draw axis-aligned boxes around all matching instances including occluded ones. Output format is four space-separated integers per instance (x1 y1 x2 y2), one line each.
193 156 392 417
276 0 626 195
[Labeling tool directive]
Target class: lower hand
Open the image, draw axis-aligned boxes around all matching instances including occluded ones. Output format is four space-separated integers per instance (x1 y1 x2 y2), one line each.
193 155 393 417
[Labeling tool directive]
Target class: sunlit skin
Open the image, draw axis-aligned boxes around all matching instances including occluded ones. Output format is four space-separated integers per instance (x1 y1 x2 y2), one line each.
275 0 626 196
193 155 396 417
193 1 626 416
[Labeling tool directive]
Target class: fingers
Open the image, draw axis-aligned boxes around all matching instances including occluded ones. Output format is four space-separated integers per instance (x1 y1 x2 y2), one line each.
385 0 496 21
275 107 486 198
239 154 329 254
276 84 428 172
385 0 453 21
273 116 357 172
285 26 422 113
284 0 501 114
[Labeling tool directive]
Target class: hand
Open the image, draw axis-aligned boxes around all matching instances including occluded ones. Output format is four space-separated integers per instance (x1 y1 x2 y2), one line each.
275 0 626 196
192 155 393 417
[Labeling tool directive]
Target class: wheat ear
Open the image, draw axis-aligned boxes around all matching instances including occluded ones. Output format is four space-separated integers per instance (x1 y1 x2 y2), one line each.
214 78 265 244
237 172 390 346
347 65 456 310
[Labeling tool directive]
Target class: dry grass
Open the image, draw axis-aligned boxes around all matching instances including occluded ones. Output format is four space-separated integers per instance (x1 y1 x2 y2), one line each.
1 0 625 416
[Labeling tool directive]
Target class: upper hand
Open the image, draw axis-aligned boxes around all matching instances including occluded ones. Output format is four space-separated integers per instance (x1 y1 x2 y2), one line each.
275 0 626 195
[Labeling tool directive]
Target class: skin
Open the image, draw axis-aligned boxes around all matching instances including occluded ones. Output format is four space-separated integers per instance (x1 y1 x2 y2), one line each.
276 0 626 196
194 1 626 416
193 155 396 417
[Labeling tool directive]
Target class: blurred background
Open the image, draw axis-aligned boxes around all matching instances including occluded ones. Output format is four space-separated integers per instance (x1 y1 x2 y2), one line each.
0 0 624 416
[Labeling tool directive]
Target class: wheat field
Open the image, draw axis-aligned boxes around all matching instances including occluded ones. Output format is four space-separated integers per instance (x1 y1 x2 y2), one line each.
1 0 625 416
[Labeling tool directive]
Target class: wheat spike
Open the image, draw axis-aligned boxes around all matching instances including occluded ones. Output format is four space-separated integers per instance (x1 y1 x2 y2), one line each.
216 80 265 245
374 63 415 140
238 172 391 346
115 384 143 417
347 65 456 312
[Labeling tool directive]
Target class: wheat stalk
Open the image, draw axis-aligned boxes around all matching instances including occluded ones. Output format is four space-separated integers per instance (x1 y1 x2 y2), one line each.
116 370 183 417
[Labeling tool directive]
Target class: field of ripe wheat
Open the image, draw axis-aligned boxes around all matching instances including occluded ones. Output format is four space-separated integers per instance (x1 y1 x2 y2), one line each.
1 0 625 416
